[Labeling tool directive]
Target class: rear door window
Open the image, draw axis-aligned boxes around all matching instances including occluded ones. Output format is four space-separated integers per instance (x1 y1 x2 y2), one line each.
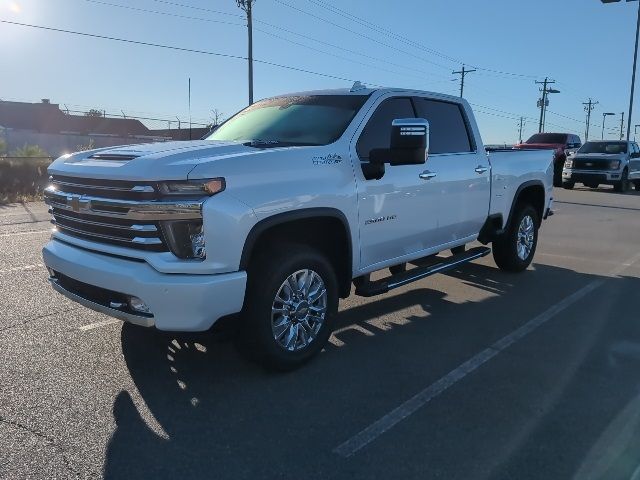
412 98 473 154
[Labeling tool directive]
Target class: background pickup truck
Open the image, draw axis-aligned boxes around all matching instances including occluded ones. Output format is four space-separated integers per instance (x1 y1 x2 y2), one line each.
514 132 582 187
562 139 640 192
42 85 554 370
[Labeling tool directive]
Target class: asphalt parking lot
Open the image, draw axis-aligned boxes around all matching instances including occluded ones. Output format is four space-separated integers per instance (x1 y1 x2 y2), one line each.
1 185 640 480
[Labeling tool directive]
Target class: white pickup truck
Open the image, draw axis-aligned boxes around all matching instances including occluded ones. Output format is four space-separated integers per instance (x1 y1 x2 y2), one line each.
42 85 554 369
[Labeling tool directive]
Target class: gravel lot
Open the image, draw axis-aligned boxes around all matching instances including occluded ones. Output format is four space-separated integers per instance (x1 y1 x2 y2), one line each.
1 186 640 480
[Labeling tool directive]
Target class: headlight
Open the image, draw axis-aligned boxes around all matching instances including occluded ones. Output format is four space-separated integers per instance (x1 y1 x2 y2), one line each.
160 220 207 259
564 159 573 168
609 160 621 169
158 178 225 196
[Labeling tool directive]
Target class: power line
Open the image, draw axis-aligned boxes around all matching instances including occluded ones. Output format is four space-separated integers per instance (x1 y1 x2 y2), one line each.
79 0 454 84
271 0 454 71
303 0 542 81
0 19 381 85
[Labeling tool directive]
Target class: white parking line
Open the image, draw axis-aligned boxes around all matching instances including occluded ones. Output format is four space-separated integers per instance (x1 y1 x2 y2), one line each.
79 319 120 331
333 251 640 458
0 263 44 275
0 229 50 238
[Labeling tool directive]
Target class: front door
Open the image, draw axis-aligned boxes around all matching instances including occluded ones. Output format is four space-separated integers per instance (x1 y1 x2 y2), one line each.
353 96 441 269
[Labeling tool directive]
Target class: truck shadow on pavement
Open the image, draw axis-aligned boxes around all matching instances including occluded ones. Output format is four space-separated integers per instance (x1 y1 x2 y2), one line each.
104 263 640 480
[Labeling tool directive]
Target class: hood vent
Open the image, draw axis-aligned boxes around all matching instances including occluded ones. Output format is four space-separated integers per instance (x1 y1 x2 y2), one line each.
89 153 140 161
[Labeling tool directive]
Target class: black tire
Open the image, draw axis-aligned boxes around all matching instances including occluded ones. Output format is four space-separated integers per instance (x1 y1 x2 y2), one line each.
635 181 640 191
451 245 466 255
614 169 630 193
562 181 575 190
239 244 338 371
492 204 539 273
553 161 563 187
585 183 599 189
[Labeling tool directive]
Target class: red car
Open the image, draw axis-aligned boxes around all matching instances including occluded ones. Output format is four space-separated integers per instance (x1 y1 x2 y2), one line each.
514 133 582 186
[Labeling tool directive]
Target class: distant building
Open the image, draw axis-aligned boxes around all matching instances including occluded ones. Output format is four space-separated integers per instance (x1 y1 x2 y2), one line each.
0 99 212 157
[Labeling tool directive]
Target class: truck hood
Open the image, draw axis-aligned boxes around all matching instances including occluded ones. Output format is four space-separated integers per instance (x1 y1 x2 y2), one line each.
47 140 270 181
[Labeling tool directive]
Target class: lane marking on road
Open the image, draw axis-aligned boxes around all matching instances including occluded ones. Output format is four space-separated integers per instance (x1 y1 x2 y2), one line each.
0 229 50 238
0 263 44 275
333 251 640 458
79 319 121 331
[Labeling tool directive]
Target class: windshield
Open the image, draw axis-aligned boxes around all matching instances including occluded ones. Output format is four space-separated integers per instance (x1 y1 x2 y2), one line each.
206 94 369 146
525 133 568 144
578 141 627 154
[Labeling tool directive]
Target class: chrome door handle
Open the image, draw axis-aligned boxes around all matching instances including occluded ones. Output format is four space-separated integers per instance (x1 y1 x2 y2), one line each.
475 165 489 174
419 171 437 180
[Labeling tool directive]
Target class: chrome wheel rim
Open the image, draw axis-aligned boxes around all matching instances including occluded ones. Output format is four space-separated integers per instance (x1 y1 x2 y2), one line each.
517 215 535 261
271 269 327 351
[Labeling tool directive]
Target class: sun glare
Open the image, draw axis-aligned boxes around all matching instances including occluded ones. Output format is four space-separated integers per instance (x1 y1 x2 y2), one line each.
8 1 21 13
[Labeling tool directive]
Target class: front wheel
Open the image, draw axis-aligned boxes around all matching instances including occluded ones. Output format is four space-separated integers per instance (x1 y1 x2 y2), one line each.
635 181 640 191
562 181 575 190
492 205 539 272
614 169 630 193
239 245 338 371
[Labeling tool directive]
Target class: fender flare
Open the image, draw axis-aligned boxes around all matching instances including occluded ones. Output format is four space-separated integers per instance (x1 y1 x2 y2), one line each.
239 207 353 275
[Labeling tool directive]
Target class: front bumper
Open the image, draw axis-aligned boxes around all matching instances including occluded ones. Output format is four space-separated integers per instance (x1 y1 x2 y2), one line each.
42 239 247 331
562 169 622 184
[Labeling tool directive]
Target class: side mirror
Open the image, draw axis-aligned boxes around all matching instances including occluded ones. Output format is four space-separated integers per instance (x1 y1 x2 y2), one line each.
389 118 430 166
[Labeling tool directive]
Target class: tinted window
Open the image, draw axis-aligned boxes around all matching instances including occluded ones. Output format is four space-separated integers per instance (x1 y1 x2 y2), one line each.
526 133 569 145
357 98 415 159
632 143 639 154
413 98 473 154
208 94 369 147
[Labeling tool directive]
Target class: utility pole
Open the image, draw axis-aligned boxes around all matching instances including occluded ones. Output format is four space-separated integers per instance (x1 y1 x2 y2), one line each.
236 0 256 105
620 112 625 140
582 98 598 141
602 112 615 139
517 117 525 144
535 78 560 133
452 65 476 98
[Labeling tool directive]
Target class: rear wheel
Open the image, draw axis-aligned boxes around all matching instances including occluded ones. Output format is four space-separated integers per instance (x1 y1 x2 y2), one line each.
239 244 338 371
562 181 575 190
614 169 630 193
492 205 539 272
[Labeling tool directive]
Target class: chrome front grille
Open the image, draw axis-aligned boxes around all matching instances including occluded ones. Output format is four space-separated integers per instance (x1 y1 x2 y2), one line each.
45 176 204 252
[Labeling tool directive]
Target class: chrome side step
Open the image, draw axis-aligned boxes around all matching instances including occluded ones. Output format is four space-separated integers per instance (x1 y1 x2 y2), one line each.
354 246 491 297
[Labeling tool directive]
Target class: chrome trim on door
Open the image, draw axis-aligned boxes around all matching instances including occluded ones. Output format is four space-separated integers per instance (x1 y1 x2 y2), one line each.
419 171 437 180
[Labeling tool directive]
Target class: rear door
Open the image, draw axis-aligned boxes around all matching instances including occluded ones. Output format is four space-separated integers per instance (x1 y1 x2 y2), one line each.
412 97 491 244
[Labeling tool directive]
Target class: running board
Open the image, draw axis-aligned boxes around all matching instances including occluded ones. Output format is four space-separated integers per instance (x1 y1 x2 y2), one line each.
354 246 491 297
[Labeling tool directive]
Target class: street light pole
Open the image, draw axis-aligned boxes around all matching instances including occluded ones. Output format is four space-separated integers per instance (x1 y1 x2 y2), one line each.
602 112 616 139
628 0 640 140
601 0 640 141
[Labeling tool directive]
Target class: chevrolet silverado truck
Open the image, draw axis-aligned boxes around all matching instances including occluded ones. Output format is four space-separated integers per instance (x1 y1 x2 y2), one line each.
42 85 554 370
562 140 640 192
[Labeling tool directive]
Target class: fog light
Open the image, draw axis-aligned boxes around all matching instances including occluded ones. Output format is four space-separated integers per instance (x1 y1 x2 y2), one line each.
129 296 151 314
190 225 206 259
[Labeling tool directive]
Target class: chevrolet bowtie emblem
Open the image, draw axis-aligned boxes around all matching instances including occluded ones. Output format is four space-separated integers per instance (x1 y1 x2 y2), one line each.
67 195 90 213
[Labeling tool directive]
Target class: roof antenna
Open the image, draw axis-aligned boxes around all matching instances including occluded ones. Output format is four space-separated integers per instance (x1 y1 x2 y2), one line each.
350 81 366 92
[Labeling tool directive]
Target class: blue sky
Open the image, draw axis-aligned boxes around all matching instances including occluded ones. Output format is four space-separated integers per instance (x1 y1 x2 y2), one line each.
1 0 638 143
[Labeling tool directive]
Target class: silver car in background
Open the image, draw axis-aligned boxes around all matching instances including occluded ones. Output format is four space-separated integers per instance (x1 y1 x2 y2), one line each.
562 140 640 192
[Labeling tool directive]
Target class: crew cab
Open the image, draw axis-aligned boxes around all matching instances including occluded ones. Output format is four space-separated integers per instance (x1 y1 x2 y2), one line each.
514 133 582 186
562 140 640 192
42 85 554 370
